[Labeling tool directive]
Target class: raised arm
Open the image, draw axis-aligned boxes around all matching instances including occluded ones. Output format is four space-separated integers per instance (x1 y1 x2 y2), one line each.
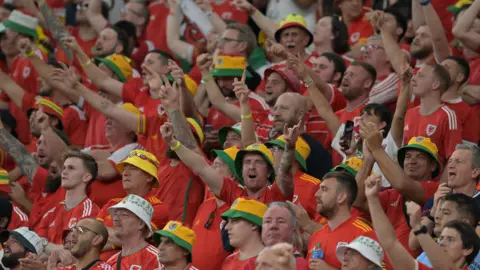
412 0 425 32
352 141 375 212
161 122 224 195
420 0 450 62
276 122 301 200
166 0 197 65
376 12 409 75
305 76 341 134
452 0 480 51
233 71 257 146
391 66 412 148
198 54 241 122
365 176 417 270
0 71 26 108
361 122 426 205
167 60 197 118
62 37 124 97
231 0 278 40
86 0 108 34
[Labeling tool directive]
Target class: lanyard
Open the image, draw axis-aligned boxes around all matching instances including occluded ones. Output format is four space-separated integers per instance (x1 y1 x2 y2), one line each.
82 259 101 270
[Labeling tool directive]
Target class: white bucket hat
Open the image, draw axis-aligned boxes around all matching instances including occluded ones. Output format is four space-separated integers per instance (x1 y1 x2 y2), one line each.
336 236 384 268
0 227 46 255
108 194 154 237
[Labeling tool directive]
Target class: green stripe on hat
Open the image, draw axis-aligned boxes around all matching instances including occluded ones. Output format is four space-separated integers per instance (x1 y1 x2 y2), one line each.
212 149 239 180
332 164 357 177
397 144 441 178
211 68 253 78
95 58 126 82
154 230 193 253
3 20 37 39
265 139 307 171
221 209 263 227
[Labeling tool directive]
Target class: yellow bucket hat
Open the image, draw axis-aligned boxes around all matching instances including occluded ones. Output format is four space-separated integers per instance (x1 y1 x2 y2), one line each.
274 14 313 47
265 135 310 171
397 136 441 178
221 198 267 226
332 156 363 177
234 143 275 185
187 118 204 144
211 55 252 78
153 221 196 253
117 149 160 186
95 54 133 82
212 146 240 180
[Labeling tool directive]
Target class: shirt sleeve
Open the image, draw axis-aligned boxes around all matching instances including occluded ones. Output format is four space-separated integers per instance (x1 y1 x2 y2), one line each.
121 78 143 103
63 107 87 147
30 167 49 198
96 202 111 222
267 182 291 202
442 112 463 161
20 92 36 111
35 206 56 239
421 182 439 207
219 177 246 205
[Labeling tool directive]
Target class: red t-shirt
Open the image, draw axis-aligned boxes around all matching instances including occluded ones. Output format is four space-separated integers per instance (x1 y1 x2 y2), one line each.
348 11 374 47
35 196 99 244
219 177 291 205
191 198 231 270
81 82 110 148
207 93 270 131
131 39 155 69
8 203 29 230
62 104 88 147
56 262 113 270
403 105 463 164
146 2 170 55
468 56 480 85
212 1 248 24
255 113 274 143
444 99 480 144
221 252 256 270
307 215 377 269
293 171 321 220
154 160 205 227
137 113 168 162
106 244 159 270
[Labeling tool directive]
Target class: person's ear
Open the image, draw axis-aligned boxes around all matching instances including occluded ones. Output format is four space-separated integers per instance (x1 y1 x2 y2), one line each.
115 43 124 54
0 217 8 230
432 77 441 91
332 72 342 84
456 73 465 85
378 121 387 131
462 247 473 258
92 235 102 246
238 41 248 54
337 192 348 205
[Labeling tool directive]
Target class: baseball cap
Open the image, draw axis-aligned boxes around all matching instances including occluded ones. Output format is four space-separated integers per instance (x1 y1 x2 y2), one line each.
274 14 313 47
95 54 133 82
397 136 441 178
108 194 154 236
234 143 276 185
27 97 64 121
265 135 311 171
0 227 46 254
117 149 159 187
221 198 267 226
336 236 384 268
153 221 196 253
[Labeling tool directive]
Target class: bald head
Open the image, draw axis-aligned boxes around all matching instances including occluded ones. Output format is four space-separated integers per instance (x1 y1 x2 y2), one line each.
80 218 109 249
272 92 306 132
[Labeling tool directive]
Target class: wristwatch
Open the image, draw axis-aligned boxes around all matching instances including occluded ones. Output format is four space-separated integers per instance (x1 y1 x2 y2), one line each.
413 225 428 236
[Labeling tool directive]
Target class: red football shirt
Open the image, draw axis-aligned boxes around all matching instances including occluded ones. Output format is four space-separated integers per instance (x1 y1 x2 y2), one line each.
106 244 159 270
8 203 29 230
468 56 480 85
137 113 168 162
81 82 110 148
154 160 205 227
212 0 248 24
444 98 479 144
221 252 256 270
56 26 96 72
62 104 88 147
146 2 170 55
347 11 374 47
56 262 113 270
293 171 321 220
35 197 99 244
403 105 463 164
191 198 231 270
219 177 291 205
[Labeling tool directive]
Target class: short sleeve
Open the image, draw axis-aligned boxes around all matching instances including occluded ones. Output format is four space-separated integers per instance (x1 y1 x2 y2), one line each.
219 177 246 205
30 167 49 197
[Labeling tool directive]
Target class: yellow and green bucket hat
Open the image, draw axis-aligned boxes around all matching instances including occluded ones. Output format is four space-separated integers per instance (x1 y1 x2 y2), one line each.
397 136 441 178
153 221 196 253
95 54 133 82
265 135 310 171
234 143 276 185
332 156 363 177
221 198 267 226
212 146 240 180
274 14 313 47
117 149 160 186
211 55 252 78
187 117 204 144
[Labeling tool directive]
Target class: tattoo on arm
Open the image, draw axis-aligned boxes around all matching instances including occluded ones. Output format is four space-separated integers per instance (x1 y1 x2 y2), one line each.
39 3 73 60
278 145 295 198
169 110 198 150
100 100 111 111
0 129 38 182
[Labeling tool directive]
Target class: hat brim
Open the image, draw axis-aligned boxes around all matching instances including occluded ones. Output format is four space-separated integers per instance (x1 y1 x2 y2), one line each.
265 140 307 171
218 126 240 147
211 68 253 78
116 158 159 187
95 58 127 82
0 231 38 254
212 149 239 180
274 23 313 47
234 149 275 185
3 20 37 39
108 203 154 237
332 164 357 177
153 230 193 253
336 244 382 268
397 144 441 178
221 209 263 227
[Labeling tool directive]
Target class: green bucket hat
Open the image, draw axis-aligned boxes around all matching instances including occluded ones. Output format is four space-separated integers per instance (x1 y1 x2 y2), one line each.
331 156 364 177
234 143 276 185
397 136 441 178
221 198 267 226
211 55 253 78
265 135 310 171
153 221 196 253
212 146 241 180
3 10 39 39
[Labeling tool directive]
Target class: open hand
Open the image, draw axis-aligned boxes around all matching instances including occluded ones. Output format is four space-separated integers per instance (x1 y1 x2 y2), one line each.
230 0 254 12
359 121 383 152
283 119 303 149
158 76 180 110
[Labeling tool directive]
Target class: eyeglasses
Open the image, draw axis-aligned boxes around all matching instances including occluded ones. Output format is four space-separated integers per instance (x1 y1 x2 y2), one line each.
71 226 99 235
128 152 159 167
76 2 89 9
360 44 384 52
218 37 241 44
120 7 144 17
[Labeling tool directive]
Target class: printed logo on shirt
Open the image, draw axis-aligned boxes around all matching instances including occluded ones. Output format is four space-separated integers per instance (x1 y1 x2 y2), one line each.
68 218 78 228
157 104 165 116
23 67 31 78
350 32 360 44
426 124 437 136
129 265 142 270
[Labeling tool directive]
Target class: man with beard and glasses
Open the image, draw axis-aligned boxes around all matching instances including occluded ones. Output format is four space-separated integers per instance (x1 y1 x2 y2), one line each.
307 171 376 270
0 227 45 270
49 218 113 270
96 149 168 261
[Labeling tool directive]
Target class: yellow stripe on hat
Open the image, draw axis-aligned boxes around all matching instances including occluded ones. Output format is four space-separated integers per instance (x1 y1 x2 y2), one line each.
184 75 198 96
214 55 247 70
187 118 204 143
229 198 267 219
37 99 63 116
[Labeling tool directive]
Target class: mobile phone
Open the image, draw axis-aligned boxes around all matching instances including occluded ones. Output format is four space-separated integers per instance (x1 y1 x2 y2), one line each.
340 120 354 149
312 249 324 259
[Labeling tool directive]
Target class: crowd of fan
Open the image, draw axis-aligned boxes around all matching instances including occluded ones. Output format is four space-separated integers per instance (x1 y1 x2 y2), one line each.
0 0 479 269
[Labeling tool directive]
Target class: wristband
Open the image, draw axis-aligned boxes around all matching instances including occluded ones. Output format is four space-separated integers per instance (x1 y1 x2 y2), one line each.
413 225 428 236
201 74 212 84
419 0 431 6
170 141 181 151
82 60 92 68
241 113 252 120
24 50 35 57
